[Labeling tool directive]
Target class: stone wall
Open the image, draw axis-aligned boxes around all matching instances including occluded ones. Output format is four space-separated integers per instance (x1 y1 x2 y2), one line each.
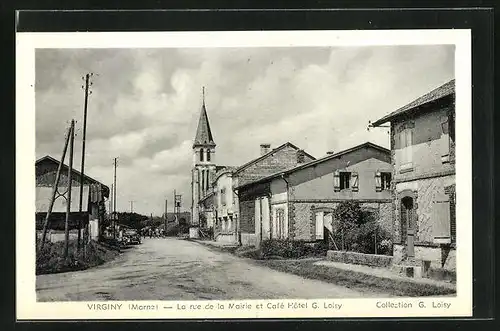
327 250 393 268
394 174 455 245
241 233 257 247
290 201 391 241
239 199 255 233
291 202 316 240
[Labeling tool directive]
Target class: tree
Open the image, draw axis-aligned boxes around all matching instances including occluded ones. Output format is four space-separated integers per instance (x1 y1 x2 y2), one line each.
331 201 391 254
117 212 148 229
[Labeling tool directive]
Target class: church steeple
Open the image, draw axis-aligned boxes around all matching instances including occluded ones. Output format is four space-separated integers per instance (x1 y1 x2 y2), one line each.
193 87 216 148
191 87 217 228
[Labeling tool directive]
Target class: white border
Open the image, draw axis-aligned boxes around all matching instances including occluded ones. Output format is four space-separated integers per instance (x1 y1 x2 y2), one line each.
16 30 472 320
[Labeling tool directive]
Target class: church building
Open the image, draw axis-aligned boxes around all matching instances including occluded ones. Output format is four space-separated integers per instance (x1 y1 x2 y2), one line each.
191 92 217 229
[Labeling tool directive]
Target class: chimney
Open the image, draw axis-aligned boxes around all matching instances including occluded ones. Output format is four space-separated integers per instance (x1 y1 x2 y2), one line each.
326 151 335 155
297 149 305 164
260 144 271 156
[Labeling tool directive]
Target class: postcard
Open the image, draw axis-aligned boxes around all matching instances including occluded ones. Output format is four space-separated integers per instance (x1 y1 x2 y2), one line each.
16 29 472 320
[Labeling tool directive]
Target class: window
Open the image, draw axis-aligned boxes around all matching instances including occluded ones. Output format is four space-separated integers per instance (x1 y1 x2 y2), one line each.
221 188 226 206
381 172 391 190
201 169 205 192
315 211 324 240
207 149 211 162
399 127 413 172
199 148 204 162
334 170 353 192
340 172 351 190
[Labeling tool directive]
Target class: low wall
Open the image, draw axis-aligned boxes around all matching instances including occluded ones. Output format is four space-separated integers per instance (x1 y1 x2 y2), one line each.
241 233 257 247
216 233 237 244
393 244 456 272
327 250 393 268
37 230 82 243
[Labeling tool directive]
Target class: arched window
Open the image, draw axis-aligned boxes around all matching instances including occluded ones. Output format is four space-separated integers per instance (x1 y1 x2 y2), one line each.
201 169 205 192
199 148 204 162
207 149 211 162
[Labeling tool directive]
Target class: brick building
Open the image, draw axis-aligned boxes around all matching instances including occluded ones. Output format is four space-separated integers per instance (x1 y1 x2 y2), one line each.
371 79 456 273
235 142 393 247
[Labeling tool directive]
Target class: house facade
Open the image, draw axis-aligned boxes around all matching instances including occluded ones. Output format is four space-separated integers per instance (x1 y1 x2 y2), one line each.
190 97 315 244
36 155 110 242
371 79 456 273
236 142 393 248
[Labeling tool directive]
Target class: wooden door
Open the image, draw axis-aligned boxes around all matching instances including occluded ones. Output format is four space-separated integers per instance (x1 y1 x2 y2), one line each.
401 197 415 258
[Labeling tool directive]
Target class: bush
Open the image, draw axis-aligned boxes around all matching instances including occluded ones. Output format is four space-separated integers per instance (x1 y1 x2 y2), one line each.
36 239 119 275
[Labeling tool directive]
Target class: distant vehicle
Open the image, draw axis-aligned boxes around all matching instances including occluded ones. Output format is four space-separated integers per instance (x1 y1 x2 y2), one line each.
122 229 142 245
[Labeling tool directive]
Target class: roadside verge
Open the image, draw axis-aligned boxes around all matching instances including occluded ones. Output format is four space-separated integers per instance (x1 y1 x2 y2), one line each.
190 239 456 297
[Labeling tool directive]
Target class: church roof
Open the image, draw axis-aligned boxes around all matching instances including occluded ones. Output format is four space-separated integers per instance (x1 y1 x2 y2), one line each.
193 103 216 148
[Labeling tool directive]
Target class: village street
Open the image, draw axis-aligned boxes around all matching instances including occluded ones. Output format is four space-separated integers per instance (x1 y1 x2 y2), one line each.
36 238 391 301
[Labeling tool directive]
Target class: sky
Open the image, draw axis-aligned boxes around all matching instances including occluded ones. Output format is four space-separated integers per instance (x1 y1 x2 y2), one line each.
35 45 454 216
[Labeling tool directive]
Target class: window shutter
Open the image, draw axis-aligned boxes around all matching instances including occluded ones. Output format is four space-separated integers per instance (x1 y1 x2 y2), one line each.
375 171 382 192
450 194 456 243
351 172 359 192
406 129 413 164
399 131 407 164
440 117 450 163
315 211 324 239
333 170 340 192
324 212 333 233
432 195 451 244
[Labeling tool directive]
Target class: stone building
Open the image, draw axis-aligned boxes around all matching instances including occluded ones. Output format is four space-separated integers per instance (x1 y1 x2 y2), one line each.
371 79 456 274
235 142 393 248
190 96 315 244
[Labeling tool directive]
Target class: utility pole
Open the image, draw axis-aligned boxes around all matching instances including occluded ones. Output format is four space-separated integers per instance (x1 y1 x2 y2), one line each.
113 157 118 239
78 73 93 254
130 200 134 213
64 120 75 258
39 124 72 250
110 183 113 219
174 190 177 227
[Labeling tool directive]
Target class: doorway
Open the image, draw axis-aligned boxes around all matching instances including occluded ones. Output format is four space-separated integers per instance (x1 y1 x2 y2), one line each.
401 196 415 258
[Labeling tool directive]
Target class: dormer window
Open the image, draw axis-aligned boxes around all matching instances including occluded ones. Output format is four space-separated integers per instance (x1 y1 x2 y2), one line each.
207 149 211 162
200 148 204 162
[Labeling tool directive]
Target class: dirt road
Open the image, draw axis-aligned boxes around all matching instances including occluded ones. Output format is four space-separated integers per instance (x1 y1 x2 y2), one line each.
36 238 389 301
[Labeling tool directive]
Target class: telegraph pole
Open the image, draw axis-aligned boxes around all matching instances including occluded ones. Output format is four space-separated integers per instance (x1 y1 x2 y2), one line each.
64 120 75 258
110 183 113 219
174 190 177 226
40 124 72 250
113 157 118 239
164 199 168 234
78 73 93 253
130 200 134 213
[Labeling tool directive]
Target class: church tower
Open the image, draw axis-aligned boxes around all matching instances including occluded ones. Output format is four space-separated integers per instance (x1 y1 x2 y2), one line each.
191 88 216 226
